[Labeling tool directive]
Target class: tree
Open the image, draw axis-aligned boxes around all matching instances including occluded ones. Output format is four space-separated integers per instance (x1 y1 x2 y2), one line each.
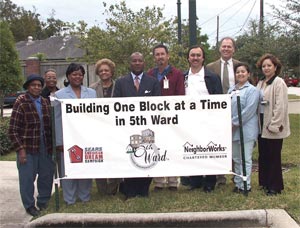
0 0 74 41
0 21 23 99
235 19 299 80
270 0 300 76
79 1 211 76
79 1 177 75
1 0 42 41
270 0 300 32
234 0 300 79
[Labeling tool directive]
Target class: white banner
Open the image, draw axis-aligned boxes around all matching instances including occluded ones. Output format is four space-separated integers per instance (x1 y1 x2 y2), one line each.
60 95 232 179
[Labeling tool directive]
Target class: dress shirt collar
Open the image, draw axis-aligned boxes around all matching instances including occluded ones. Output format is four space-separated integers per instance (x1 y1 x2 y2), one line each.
188 67 204 77
131 72 143 81
221 58 233 65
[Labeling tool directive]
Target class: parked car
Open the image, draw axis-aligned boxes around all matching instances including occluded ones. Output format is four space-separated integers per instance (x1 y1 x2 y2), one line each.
4 91 26 107
285 76 299 87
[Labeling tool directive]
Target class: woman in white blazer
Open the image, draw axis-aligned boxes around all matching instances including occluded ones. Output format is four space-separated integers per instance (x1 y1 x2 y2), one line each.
256 54 290 196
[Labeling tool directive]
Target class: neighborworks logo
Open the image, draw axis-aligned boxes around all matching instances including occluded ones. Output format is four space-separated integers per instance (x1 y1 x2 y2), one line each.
184 141 226 154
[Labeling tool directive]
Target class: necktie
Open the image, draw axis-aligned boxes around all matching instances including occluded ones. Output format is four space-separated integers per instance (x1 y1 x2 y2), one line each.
222 61 229 94
134 76 140 91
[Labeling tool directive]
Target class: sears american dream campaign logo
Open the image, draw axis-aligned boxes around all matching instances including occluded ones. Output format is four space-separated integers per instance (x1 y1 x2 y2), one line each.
68 145 103 163
126 129 168 169
183 141 227 160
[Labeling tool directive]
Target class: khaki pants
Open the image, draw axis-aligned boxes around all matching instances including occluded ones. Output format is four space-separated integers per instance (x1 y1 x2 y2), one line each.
153 177 178 188
95 178 121 195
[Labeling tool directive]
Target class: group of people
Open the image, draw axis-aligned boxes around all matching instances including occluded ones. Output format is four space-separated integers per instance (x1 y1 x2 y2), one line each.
8 37 290 216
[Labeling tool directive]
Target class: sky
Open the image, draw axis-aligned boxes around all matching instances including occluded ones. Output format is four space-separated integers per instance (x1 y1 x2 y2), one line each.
12 0 281 45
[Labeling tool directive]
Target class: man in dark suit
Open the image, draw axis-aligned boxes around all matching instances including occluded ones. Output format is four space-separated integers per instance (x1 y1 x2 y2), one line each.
206 37 240 186
113 52 161 198
184 45 223 193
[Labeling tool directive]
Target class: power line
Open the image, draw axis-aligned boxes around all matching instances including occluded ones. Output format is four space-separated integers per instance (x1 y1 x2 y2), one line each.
207 0 254 37
207 0 258 44
231 0 257 36
199 0 244 27
219 0 253 28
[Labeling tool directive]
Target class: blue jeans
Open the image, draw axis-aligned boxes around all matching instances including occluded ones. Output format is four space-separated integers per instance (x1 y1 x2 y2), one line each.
17 151 54 209
232 140 255 190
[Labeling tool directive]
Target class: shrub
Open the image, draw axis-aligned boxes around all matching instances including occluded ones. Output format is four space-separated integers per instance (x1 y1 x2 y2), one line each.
0 117 13 155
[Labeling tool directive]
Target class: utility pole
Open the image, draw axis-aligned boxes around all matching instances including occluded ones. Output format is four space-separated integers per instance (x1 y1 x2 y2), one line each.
259 0 264 36
216 15 219 48
177 0 182 45
189 0 197 46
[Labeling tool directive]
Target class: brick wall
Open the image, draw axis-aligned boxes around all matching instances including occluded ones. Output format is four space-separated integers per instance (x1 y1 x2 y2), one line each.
25 57 40 76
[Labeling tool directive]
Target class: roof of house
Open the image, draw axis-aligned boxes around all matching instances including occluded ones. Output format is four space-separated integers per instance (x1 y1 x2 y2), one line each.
16 35 85 61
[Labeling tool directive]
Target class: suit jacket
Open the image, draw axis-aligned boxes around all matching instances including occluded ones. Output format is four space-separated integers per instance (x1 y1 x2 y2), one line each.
90 79 115 98
54 85 97 146
206 58 240 78
184 67 223 95
206 58 240 93
113 72 160 198
113 73 161 97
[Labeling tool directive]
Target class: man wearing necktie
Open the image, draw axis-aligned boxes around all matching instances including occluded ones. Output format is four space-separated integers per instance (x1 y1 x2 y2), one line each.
206 37 240 186
113 52 160 199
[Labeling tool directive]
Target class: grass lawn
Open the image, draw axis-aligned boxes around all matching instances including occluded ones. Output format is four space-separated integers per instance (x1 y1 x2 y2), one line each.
288 94 300 100
2 114 299 223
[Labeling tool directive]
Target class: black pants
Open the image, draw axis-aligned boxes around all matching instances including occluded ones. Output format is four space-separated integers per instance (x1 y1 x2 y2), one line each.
119 178 152 198
189 175 216 189
258 113 284 191
258 135 284 191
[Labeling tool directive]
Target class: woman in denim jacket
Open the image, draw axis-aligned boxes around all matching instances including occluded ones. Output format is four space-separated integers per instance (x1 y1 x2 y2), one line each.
228 62 259 193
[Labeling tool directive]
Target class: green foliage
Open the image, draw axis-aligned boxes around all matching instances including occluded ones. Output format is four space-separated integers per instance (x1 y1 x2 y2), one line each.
270 0 300 73
270 0 300 32
1 0 42 41
235 0 300 78
79 1 176 76
235 20 299 79
31 52 47 61
79 1 211 76
0 117 13 156
0 0 75 42
0 21 23 96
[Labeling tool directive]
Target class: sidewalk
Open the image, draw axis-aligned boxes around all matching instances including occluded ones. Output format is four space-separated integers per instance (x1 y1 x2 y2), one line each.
287 87 300 114
288 87 300 96
0 161 32 228
26 210 300 227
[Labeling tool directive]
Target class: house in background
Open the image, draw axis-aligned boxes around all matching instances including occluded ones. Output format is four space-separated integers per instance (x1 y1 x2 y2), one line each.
16 35 97 88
